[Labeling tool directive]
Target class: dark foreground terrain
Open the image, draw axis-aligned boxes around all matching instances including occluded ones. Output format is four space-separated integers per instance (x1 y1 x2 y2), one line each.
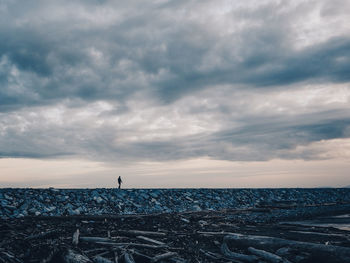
1 204 350 263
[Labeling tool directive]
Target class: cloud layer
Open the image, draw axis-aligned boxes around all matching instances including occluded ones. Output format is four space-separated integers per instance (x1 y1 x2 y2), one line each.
1 0 350 163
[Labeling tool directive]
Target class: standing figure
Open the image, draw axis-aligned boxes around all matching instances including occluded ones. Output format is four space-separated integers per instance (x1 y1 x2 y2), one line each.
118 176 122 189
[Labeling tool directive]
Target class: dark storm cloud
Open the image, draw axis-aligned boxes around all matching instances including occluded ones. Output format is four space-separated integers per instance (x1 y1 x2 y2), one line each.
0 29 52 76
134 115 350 162
2 105 348 162
95 116 350 162
0 0 349 108
206 117 350 161
154 31 350 102
0 0 350 162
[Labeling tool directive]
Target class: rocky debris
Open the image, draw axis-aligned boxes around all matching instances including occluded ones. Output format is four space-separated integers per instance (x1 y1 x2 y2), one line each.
1 209 350 262
222 233 350 263
1 188 350 219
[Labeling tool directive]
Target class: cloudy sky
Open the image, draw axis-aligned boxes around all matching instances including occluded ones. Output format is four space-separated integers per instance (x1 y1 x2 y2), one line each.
1 0 350 188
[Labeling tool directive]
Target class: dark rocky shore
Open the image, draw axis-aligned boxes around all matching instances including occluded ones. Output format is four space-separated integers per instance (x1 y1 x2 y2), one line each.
1 188 350 263
1 188 350 219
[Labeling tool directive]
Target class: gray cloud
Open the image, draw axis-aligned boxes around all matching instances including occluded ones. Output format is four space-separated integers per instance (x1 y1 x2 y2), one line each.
0 0 350 163
1 0 350 107
1 94 349 162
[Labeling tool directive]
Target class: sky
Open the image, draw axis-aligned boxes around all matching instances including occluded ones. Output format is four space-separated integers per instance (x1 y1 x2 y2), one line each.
0 0 350 188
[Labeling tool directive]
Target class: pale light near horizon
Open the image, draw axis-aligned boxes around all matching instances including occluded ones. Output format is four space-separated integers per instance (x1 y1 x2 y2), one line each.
1 153 350 188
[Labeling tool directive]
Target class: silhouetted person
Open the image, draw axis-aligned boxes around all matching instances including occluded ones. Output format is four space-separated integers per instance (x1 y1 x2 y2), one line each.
118 176 122 189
